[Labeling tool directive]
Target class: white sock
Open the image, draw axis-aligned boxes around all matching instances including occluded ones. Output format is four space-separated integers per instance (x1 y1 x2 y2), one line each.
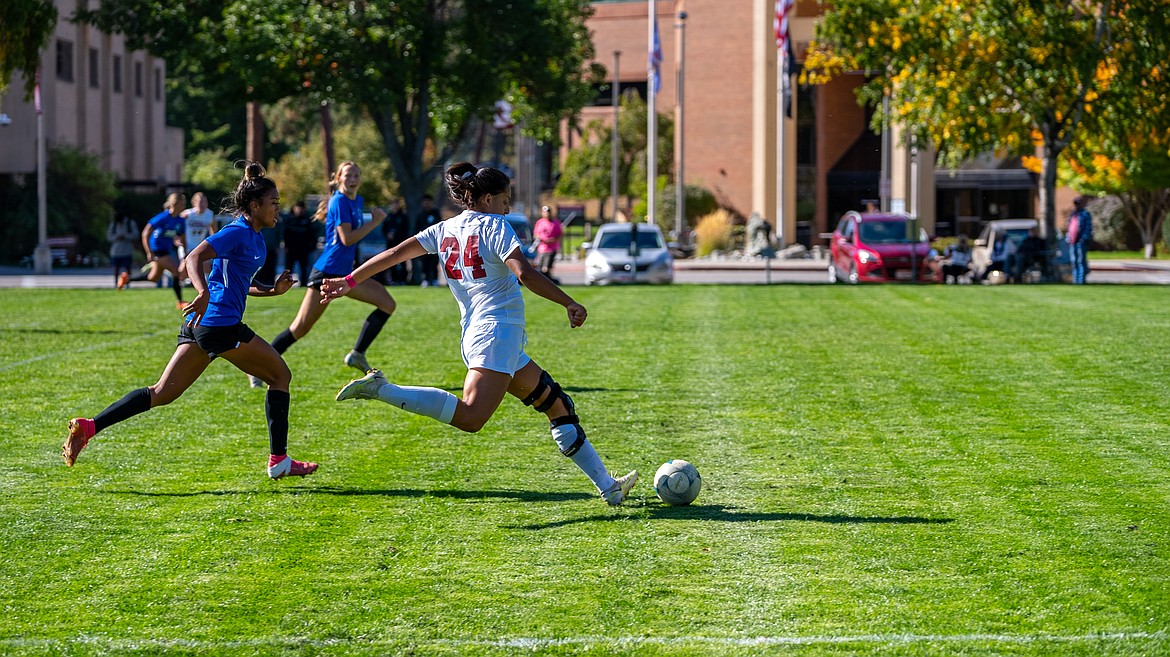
376 383 458 424
552 424 615 493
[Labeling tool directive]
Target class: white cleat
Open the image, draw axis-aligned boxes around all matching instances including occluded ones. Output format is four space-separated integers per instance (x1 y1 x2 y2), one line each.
343 350 372 373
248 375 265 389
601 470 639 506
336 369 388 401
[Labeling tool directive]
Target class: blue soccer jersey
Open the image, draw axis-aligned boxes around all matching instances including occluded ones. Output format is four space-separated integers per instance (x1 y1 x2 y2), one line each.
312 191 365 275
199 217 266 327
147 210 185 253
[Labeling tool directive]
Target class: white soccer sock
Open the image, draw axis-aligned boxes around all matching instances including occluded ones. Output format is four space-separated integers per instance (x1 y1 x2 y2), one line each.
552 424 615 493
376 383 458 424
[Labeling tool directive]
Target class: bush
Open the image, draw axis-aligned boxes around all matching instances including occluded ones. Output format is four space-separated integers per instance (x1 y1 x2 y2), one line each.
693 209 735 257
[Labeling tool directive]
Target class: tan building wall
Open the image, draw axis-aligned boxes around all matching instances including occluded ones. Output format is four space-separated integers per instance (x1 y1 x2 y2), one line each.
0 0 183 184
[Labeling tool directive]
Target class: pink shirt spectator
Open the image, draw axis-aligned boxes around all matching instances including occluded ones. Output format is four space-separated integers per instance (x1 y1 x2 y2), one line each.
534 214 563 254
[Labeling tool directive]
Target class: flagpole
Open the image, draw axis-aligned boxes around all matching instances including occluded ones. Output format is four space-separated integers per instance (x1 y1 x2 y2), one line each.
776 46 786 248
34 69 51 274
647 0 657 226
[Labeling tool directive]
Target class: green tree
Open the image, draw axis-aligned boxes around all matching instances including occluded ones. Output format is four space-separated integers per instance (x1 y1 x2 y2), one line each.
805 0 1167 247
0 0 57 100
78 0 602 220
268 119 398 212
555 91 673 221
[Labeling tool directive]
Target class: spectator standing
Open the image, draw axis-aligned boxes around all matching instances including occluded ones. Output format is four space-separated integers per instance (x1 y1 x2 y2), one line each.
109 215 137 289
255 219 283 289
1067 196 1093 284
412 194 443 286
381 198 410 285
534 205 563 281
282 200 318 286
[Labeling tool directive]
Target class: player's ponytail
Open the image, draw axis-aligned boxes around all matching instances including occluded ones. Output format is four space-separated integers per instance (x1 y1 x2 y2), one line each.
445 162 510 209
222 161 276 218
315 160 358 223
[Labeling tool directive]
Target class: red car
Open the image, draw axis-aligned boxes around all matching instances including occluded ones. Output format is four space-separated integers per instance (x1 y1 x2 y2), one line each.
828 212 935 283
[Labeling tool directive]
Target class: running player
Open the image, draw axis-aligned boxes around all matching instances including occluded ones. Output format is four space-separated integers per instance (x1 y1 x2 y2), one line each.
120 193 187 309
63 163 318 480
256 161 396 386
324 163 637 506
177 191 217 279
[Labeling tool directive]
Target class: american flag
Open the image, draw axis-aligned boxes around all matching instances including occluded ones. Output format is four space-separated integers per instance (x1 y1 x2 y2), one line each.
649 16 663 94
775 0 795 53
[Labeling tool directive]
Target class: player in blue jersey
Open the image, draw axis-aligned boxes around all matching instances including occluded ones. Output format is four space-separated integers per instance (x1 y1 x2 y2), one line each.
324 163 637 505
121 193 188 308
259 161 397 386
63 163 318 480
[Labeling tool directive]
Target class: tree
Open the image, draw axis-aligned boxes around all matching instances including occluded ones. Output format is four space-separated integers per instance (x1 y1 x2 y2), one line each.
0 0 57 100
555 90 673 221
804 1 1167 247
77 0 602 220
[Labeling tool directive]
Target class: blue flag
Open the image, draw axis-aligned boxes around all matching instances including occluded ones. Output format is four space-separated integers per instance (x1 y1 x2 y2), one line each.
649 17 662 94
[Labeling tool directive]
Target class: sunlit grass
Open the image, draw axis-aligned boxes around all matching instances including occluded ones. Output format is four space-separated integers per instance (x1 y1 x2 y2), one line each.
1 285 1168 656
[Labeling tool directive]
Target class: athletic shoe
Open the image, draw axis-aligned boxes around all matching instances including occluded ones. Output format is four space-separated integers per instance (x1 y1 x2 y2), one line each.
117 271 130 290
336 369 388 401
343 349 371 373
62 418 96 467
248 375 265 389
268 455 319 479
601 470 639 506
176 301 186 310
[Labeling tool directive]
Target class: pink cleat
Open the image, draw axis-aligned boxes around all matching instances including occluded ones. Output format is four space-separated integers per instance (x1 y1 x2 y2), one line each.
268 455 319 480
63 418 96 467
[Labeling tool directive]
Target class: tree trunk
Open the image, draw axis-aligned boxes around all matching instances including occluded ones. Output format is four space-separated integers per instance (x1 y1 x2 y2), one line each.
245 101 264 164
1039 133 1061 251
320 101 335 182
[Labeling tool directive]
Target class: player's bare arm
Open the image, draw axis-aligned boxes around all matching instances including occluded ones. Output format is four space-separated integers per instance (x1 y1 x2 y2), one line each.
505 251 587 328
321 237 427 302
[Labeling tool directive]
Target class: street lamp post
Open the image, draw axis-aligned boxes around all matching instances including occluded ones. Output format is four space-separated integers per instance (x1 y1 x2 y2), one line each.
675 11 687 244
611 50 621 222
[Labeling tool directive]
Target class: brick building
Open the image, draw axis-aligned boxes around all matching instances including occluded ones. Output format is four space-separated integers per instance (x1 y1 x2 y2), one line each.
571 0 1047 244
0 0 184 187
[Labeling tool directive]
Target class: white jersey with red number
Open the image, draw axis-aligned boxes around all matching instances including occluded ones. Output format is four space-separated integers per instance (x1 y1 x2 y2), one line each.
415 209 525 331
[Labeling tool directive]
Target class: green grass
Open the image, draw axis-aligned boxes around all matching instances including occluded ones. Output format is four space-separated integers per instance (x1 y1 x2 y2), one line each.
2 285 1169 656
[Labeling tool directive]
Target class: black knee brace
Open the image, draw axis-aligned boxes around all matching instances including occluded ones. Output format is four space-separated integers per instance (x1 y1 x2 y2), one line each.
520 370 575 415
550 414 586 456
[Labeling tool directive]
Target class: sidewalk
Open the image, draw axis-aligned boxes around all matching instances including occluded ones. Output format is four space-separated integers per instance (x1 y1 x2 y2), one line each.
2 257 1169 288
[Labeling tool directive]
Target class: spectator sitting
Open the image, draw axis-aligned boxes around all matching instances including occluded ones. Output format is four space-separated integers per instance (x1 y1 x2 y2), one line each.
940 235 972 284
1015 228 1047 283
983 232 1017 282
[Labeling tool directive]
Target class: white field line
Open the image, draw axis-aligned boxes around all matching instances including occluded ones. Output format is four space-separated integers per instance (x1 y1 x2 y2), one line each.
0 332 159 374
2 631 1166 650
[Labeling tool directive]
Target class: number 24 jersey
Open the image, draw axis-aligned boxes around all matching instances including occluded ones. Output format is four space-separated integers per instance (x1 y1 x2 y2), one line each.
415 210 525 331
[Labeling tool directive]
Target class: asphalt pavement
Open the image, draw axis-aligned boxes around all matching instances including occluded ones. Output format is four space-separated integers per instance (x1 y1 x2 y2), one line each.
4 257 1170 288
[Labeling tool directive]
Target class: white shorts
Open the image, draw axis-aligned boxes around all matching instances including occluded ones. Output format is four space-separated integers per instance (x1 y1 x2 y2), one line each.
461 322 530 375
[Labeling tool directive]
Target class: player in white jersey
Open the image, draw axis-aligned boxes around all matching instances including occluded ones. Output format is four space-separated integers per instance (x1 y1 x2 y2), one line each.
178 191 217 279
323 163 637 506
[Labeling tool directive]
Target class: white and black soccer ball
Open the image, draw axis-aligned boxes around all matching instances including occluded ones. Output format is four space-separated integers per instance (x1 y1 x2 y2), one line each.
654 459 701 506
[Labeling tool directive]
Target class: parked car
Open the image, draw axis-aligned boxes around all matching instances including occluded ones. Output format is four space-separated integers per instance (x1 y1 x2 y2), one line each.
504 212 538 262
970 219 1037 280
828 211 934 283
582 222 674 285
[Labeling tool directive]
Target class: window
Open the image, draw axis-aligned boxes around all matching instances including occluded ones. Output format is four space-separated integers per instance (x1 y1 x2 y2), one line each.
134 61 142 97
154 68 161 101
112 54 122 92
88 48 100 88
56 40 74 82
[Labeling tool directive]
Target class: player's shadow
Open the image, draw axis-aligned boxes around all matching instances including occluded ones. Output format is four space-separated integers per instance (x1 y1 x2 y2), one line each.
110 486 594 503
505 505 954 530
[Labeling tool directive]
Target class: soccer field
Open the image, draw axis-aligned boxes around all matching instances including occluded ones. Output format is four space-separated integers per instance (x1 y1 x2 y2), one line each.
1 285 1168 656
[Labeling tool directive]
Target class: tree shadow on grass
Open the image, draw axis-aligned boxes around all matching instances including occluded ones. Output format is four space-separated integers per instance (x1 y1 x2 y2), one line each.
505 504 955 530
108 485 594 503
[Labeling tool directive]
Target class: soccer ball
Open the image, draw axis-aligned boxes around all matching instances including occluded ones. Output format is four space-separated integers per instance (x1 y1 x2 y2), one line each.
654 459 702 506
